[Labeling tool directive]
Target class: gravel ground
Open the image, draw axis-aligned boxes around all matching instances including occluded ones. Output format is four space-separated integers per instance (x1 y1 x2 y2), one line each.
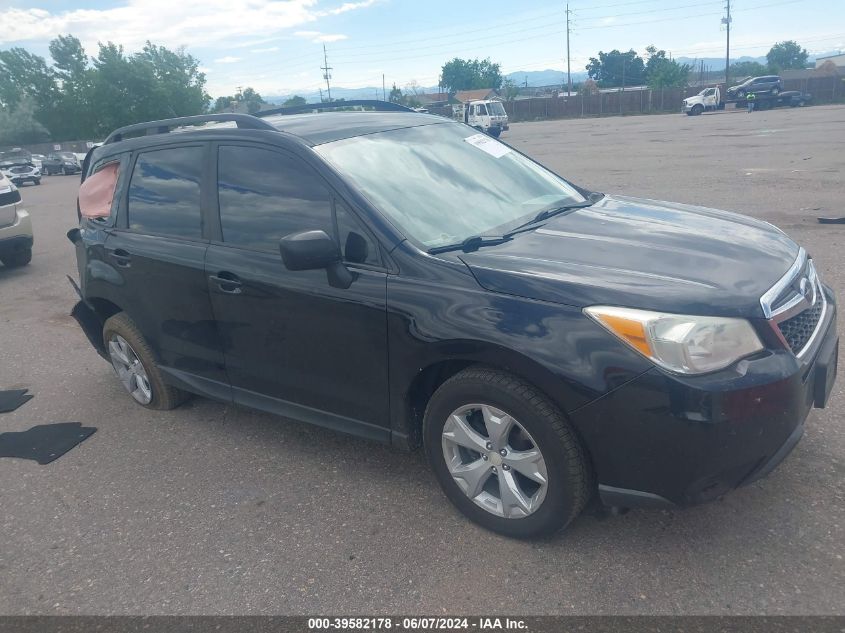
0 104 843 615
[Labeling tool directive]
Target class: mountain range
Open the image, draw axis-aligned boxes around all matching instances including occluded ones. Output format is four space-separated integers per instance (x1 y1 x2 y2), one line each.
264 51 837 104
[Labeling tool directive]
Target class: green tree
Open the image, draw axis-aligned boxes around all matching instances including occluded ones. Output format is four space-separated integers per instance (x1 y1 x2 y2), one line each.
283 95 307 106
729 61 769 79
766 40 809 72
388 83 403 103
48 35 93 140
0 47 57 111
440 58 503 92
644 46 690 88
501 79 519 101
586 49 646 88
0 98 50 145
214 95 235 112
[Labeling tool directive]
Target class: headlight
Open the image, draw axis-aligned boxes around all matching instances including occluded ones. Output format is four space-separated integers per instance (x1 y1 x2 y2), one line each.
584 306 764 374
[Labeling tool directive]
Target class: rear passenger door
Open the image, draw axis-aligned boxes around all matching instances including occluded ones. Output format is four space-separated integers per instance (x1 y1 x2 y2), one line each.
204 143 389 436
106 143 227 386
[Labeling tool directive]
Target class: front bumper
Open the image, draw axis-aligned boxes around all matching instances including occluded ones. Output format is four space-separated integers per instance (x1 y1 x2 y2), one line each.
572 286 838 508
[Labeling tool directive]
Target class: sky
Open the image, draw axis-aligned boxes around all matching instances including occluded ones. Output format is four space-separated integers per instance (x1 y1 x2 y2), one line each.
1 0 843 98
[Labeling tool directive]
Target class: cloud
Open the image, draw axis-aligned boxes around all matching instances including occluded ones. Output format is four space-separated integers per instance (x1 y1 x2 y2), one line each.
294 30 347 43
0 0 373 52
214 56 241 64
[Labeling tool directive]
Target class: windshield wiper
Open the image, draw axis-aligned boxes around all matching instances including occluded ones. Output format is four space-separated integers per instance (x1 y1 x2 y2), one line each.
507 198 600 234
428 234 510 254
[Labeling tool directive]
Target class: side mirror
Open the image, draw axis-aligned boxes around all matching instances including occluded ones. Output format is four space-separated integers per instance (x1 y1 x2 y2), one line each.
279 230 340 271
279 230 354 289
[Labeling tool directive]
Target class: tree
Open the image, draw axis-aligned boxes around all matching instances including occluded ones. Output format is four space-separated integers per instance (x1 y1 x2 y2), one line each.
388 83 403 103
586 49 645 88
283 95 307 106
0 99 50 145
767 40 808 72
644 46 690 89
440 58 503 92
0 47 57 111
578 78 599 96
501 79 519 101
729 60 769 79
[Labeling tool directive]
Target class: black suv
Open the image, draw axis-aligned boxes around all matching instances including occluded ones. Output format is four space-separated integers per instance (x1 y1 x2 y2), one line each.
43 151 82 175
69 108 838 538
726 75 783 99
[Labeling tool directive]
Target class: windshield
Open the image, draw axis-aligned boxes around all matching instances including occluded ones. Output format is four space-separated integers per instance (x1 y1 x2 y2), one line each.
315 122 585 248
488 101 506 116
59 152 76 159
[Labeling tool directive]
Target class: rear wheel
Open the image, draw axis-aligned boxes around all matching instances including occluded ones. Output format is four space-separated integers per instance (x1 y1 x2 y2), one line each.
424 367 591 538
771 86 780 96
103 312 188 410
1 249 32 268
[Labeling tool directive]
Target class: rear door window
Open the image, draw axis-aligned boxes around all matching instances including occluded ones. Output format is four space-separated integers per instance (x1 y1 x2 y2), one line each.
127 146 203 239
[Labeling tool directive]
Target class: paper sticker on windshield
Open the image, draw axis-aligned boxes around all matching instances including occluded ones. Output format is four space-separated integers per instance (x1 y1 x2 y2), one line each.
463 133 511 158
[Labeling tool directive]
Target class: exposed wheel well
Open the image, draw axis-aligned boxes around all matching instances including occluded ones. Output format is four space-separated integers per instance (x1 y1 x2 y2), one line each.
87 297 123 323
405 360 475 448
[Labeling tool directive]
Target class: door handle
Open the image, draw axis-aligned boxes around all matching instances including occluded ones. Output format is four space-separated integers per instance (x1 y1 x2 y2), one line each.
108 248 132 267
209 273 242 294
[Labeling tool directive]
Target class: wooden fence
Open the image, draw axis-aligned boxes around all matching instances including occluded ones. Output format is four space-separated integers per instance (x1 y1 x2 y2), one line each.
500 75 844 122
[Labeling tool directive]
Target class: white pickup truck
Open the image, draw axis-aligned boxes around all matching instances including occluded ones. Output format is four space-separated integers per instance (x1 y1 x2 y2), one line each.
453 100 509 137
682 86 724 115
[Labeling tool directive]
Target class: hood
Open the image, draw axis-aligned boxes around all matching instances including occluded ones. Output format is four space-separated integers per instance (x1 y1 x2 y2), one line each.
458 195 799 318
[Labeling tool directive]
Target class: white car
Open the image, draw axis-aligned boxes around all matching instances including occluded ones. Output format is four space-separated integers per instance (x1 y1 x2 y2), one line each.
0 161 41 186
0 173 33 267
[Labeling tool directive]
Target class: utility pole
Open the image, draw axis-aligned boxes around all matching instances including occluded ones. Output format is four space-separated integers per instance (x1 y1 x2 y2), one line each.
565 3 573 96
723 0 732 89
321 44 333 101
382 74 386 101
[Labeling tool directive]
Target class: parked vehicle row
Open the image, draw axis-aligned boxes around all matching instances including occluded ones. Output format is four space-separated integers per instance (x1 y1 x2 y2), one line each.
683 75 812 115
68 107 837 538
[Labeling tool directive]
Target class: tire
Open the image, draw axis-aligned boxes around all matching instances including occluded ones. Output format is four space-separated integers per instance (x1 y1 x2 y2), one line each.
102 312 188 410
1 249 32 268
63 167 70 176
34 178 41 186
424 366 592 538
489 128 502 138
798 100 806 107
691 104 704 116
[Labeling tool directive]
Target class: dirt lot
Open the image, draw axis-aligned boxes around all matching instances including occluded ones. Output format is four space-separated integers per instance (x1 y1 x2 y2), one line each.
1 105 843 615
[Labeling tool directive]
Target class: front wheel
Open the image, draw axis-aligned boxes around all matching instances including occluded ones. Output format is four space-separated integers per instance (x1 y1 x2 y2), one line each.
736 89 746 99
691 104 704 116
488 128 502 138
424 367 592 538
34 178 41 186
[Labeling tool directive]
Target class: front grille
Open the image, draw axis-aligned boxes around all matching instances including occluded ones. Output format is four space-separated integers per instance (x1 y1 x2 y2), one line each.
778 292 823 354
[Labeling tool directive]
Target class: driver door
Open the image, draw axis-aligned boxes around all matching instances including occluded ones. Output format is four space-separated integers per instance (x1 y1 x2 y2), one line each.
204 143 390 438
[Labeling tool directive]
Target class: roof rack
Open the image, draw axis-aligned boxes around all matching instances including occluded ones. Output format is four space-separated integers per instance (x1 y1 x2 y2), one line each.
103 113 276 144
258 100 415 117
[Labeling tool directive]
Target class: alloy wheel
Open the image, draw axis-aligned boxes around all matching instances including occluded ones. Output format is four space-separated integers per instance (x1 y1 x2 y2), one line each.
441 404 548 518
108 334 153 404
